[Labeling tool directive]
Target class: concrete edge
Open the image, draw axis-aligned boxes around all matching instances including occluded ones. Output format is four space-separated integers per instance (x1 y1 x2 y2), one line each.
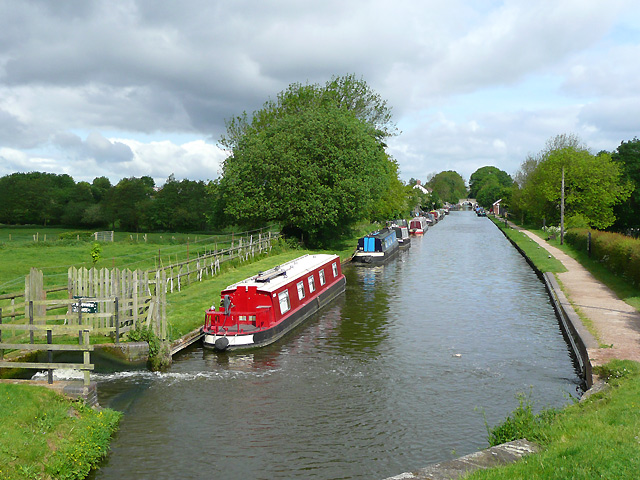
543 272 596 388
491 219 594 389
383 439 540 480
0 378 99 407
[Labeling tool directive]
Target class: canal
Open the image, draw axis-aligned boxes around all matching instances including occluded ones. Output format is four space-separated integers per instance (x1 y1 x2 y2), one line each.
89 211 581 480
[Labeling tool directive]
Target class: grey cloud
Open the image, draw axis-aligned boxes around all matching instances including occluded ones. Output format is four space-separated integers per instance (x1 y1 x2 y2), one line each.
53 131 133 164
0 0 638 184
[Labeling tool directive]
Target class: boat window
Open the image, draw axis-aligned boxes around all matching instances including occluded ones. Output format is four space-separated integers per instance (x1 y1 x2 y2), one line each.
278 290 291 314
308 275 316 293
319 269 326 286
296 281 305 300
332 262 338 277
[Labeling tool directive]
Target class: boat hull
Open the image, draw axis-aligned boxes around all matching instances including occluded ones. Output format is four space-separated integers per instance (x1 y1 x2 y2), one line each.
352 243 400 265
203 276 346 350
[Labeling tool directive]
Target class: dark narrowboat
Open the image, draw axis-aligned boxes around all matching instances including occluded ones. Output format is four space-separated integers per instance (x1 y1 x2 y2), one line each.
352 228 400 265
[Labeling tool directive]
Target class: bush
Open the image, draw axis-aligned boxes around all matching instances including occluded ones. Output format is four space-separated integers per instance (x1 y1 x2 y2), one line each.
485 392 562 447
58 231 94 241
566 214 590 229
565 228 640 286
565 228 590 252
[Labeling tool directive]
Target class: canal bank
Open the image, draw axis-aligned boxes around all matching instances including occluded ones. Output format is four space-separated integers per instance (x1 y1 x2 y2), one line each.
492 220 598 389
499 219 640 370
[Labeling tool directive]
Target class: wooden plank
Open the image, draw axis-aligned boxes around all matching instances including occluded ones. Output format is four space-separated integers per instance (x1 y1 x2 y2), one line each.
0 361 94 370
0 292 25 301
0 343 94 351
0 324 92 332
32 313 112 322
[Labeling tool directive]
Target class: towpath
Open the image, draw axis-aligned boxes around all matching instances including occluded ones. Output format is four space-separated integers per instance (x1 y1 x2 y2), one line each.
509 222 640 366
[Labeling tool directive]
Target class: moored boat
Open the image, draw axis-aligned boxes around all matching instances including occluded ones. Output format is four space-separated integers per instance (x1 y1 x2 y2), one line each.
390 224 411 249
409 216 428 235
203 254 346 350
352 227 399 264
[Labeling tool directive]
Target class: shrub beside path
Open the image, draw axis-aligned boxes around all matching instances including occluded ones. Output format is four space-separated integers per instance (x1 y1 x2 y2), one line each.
511 223 640 366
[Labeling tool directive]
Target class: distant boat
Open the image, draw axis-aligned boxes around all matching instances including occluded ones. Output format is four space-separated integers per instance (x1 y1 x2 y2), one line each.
203 254 346 350
409 216 428 235
352 228 400 265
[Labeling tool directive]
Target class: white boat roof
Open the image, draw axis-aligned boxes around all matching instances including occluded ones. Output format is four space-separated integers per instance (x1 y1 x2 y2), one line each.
224 254 340 293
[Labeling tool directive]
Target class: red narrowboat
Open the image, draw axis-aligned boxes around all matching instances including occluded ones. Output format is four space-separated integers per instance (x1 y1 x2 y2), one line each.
409 216 428 235
203 254 346 350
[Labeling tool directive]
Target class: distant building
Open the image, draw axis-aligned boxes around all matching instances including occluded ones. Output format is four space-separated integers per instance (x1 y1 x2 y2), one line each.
490 199 504 216
413 179 431 194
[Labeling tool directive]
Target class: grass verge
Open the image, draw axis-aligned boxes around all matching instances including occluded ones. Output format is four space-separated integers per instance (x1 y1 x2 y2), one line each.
546 236 640 314
489 217 566 273
0 383 121 480
467 359 640 479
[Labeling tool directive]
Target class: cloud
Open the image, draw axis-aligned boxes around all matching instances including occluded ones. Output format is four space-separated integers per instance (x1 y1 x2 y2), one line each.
0 0 638 185
52 131 133 164
111 138 227 184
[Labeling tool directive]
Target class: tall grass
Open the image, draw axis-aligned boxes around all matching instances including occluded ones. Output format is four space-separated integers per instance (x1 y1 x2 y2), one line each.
0 383 121 480
469 360 640 479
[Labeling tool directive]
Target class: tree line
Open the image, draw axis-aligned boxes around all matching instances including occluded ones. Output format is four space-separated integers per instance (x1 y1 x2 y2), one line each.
3 73 636 239
464 134 639 232
0 76 424 243
0 172 213 232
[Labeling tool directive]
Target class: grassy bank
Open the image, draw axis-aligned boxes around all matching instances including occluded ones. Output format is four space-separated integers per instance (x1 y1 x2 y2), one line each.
468 359 640 479
0 383 121 480
490 217 566 273
492 217 640 314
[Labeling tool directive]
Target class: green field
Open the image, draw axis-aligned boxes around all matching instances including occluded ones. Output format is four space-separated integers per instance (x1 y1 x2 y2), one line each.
0 223 371 344
0 225 277 293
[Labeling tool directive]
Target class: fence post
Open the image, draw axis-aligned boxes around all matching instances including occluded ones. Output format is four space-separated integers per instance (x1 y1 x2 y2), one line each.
115 297 120 344
29 301 34 344
47 329 53 384
587 231 592 257
78 300 83 344
0 308 3 360
83 328 90 389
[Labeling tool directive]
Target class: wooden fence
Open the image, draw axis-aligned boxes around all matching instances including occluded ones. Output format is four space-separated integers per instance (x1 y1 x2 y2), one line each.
157 231 278 293
0 230 277 384
0 305 93 387
0 290 166 386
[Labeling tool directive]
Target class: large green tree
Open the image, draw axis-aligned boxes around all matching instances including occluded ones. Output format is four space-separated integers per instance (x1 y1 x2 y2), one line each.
219 76 399 245
427 171 467 204
611 137 640 230
519 146 631 229
469 166 513 207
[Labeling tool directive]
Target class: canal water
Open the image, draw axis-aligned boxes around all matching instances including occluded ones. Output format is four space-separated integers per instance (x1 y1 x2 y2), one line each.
88 211 581 480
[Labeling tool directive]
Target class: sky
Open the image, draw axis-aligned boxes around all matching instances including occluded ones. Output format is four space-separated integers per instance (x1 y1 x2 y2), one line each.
1 0 639 187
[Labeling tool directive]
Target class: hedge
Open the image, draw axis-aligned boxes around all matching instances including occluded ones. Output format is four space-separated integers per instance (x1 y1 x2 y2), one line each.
58 231 94 241
565 229 640 286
